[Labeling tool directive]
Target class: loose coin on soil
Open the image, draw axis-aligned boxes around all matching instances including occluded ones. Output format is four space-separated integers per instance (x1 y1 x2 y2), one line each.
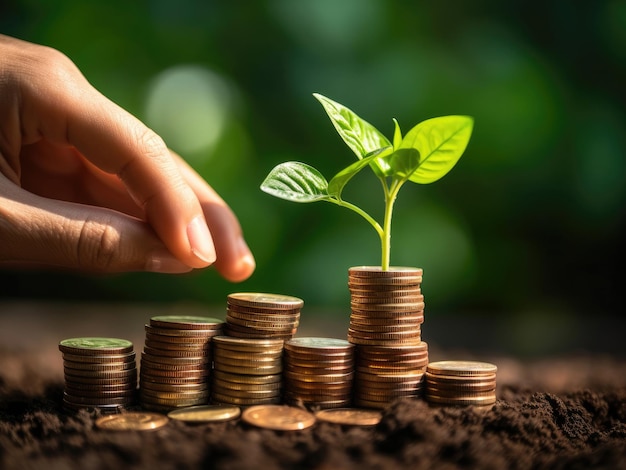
167 404 241 423
315 408 383 426
95 412 169 431
241 405 316 431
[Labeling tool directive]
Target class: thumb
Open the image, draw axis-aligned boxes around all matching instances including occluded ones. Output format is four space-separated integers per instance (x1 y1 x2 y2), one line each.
0 184 192 273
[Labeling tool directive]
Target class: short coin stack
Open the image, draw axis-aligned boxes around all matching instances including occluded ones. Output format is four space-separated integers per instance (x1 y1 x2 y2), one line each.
347 266 427 408
283 337 355 409
59 337 137 413
139 315 223 412
225 292 303 340
211 336 284 406
354 342 429 409
425 361 497 406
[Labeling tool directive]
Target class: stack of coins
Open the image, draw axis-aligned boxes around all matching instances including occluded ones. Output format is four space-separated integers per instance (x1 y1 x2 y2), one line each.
225 293 303 340
211 336 284 406
347 266 428 408
139 315 223 412
283 337 355 409
347 266 424 346
353 342 428 409
425 361 497 406
59 337 137 413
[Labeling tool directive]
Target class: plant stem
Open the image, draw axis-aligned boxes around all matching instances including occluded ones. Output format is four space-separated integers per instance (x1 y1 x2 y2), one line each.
381 179 403 270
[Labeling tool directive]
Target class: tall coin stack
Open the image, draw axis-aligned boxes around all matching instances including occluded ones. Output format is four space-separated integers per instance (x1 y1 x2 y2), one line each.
211 336 284 406
59 337 137 413
139 315 223 412
225 293 303 340
283 337 355 409
425 361 497 406
347 266 428 409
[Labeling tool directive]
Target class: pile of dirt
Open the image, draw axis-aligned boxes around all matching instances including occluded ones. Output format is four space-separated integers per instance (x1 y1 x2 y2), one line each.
1 349 625 470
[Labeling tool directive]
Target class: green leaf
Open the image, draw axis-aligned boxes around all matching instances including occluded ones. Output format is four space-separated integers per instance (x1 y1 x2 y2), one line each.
313 93 391 176
400 115 474 184
389 148 421 179
328 147 393 199
392 118 402 149
260 161 330 203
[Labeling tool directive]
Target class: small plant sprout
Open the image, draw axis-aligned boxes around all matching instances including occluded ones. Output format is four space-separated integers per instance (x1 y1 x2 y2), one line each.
260 93 474 271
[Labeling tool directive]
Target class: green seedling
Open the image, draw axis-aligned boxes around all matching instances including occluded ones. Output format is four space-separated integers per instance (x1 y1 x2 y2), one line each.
261 93 474 271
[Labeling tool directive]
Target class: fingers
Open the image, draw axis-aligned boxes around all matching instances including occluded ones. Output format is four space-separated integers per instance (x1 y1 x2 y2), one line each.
0 176 191 273
1 35 255 280
175 153 256 282
14 42 216 269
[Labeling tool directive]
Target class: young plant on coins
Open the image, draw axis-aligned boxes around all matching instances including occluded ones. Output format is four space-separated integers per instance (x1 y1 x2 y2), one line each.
260 93 474 271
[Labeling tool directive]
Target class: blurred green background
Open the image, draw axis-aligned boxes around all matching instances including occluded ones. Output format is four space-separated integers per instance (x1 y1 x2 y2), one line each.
1 1 624 355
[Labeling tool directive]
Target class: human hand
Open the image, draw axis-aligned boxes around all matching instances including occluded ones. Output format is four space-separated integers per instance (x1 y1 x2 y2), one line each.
0 34 255 281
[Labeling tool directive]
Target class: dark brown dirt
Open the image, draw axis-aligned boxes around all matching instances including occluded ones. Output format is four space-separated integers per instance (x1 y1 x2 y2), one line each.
2 302 626 469
2 348 626 470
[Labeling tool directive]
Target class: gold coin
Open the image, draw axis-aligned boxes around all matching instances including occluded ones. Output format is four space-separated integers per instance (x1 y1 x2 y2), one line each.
285 358 355 369
212 335 285 350
348 266 423 277
213 349 282 361
424 372 496 384
140 375 207 385
285 337 354 353
167 405 241 423
213 363 282 376
143 346 210 358
150 316 224 330
211 393 282 407
144 325 220 337
95 412 169 431
63 393 134 407
144 332 211 344
214 354 283 368
285 364 354 376
139 366 208 378
140 381 208 392
226 316 299 331
59 338 134 356
425 379 496 392
210 385 281 399
241 405 316 431
226 310 300 322
426 361 497 376
315 408 382 426
212 378 283 392
425 394 497 406
227 292 304 310
211 370 282 385
144 339 211 352
61 352 136 363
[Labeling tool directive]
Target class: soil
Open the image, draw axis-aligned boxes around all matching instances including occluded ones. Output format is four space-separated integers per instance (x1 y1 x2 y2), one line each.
1 302 626 469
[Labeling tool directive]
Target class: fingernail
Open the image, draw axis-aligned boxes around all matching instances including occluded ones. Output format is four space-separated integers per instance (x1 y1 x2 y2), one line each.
147 249 193 273
187 216 216 264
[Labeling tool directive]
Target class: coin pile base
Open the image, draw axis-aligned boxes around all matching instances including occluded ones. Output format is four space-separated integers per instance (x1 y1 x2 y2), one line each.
59 337 137 413
211 336 284 406
283 337 355 409
354 342 428 409
139 316 223 412
425 361 497 406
